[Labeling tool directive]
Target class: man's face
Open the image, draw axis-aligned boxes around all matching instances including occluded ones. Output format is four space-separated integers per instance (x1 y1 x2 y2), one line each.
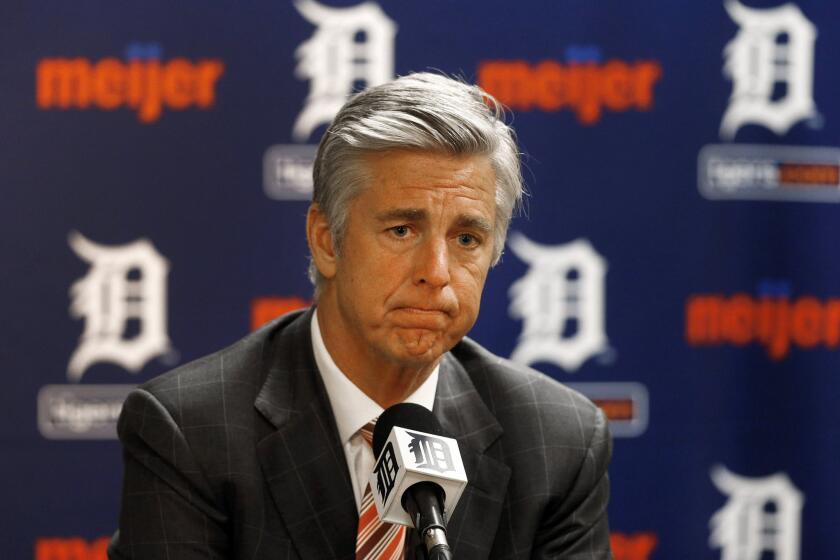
322 149 497 370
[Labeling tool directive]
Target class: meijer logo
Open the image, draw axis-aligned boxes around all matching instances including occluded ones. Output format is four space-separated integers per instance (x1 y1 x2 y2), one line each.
686 283 840 360
36 43 224 123
478 47 661 125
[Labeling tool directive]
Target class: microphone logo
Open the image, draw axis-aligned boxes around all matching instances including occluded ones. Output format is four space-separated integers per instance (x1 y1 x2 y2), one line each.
374 441 400 504
406 431 455 474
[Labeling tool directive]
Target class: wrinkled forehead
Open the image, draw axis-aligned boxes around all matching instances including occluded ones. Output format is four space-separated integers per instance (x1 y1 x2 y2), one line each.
355 149 496 203
359 147 495 185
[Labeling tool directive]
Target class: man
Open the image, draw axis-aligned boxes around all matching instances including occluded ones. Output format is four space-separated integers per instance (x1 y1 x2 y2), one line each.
109 73 612 559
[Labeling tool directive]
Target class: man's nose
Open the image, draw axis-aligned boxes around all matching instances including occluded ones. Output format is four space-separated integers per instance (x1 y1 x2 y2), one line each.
413 237 451 287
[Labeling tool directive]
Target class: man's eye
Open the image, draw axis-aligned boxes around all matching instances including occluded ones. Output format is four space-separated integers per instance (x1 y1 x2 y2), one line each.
391 225 409 237
458 233 478 247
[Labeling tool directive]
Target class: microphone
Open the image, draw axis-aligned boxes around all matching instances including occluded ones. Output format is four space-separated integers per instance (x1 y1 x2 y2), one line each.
369 403 467 560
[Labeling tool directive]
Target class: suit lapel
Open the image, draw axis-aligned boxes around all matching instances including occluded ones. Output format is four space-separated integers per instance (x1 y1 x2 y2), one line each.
254 309 357 560
431 352 511 559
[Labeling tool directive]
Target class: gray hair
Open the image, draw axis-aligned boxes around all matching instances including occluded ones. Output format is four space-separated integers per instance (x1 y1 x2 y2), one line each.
308 72 523 289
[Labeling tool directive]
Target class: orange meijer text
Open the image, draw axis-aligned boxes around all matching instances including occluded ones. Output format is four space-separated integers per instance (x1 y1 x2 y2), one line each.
36 57 225 123
686 294 840 360
478 59 661 124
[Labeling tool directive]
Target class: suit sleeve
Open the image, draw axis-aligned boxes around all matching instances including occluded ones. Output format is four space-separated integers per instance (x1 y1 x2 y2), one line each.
108 388 230 559
532 407 613 560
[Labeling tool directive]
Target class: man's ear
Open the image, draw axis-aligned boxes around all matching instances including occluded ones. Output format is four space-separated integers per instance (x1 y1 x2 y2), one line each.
306 204 337 280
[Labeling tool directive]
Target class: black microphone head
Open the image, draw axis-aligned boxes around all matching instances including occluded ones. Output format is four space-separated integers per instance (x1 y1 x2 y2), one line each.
372 403 445 457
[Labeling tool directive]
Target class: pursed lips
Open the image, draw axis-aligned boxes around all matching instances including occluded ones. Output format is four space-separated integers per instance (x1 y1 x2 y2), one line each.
392 304 454 315
389 306 455 325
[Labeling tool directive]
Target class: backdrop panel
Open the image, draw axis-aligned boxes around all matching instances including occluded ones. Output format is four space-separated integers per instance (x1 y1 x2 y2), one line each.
2 1 837 558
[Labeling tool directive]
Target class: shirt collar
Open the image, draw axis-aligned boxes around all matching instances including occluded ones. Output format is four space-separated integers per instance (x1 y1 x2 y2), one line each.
311 309 439 445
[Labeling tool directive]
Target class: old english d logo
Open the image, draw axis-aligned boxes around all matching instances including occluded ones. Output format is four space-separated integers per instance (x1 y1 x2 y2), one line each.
720 0 817 139
406 431 455 474
292 0 396 142
67 231 171 379
374 442 399 504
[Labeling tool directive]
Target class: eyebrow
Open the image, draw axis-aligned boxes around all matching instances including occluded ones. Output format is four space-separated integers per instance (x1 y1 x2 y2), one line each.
455 214 493 233
375 208 427 222
375 208 492 233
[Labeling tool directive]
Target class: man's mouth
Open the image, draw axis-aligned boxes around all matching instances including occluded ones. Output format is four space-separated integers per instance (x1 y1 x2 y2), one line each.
389 306 453 328
396 307 449 314
392 303 457 317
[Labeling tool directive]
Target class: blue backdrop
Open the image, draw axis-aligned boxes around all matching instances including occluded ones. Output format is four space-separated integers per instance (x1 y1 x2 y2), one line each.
3 1 838 558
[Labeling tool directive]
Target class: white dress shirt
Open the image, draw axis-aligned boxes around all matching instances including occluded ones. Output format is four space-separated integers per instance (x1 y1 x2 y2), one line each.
311 310 438 512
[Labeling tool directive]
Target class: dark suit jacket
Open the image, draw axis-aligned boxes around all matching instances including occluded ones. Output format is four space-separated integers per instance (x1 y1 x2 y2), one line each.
109 308 612 559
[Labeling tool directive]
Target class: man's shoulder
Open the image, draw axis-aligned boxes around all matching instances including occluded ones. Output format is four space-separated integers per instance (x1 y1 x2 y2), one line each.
451 337 596 410
133 309 311 424
448 337 604 442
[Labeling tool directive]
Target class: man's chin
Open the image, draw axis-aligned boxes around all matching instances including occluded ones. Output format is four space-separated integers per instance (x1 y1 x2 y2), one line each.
391 328 450 364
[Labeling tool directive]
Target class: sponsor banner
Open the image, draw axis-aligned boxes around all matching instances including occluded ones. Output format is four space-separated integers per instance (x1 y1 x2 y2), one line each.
36 43 224 123
567 382 649 438
685 283 840 360
37 385 134 440
698 144 840 202
8 0 840 556
478 48 661 124
263 145 319 200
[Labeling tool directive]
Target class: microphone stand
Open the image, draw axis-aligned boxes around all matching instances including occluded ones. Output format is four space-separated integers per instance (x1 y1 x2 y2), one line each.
414 534 453 560
403 482 454 560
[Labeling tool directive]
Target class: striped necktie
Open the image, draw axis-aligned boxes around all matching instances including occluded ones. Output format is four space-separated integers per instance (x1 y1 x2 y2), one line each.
356 421 406 560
